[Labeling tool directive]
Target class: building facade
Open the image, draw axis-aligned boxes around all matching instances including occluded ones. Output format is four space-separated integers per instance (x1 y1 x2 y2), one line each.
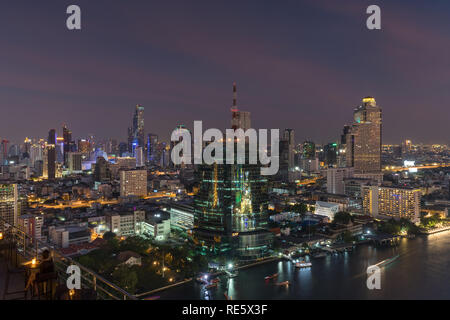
362 186 421 222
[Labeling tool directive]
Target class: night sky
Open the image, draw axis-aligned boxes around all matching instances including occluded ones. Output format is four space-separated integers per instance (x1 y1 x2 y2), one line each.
1 0 449 145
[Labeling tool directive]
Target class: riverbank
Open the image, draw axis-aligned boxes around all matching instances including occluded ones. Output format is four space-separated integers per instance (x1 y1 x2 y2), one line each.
138 255 281 299
156 232 450 299
420 225 450 235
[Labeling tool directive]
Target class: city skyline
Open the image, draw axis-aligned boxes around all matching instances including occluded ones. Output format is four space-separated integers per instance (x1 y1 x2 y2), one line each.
1 1 450 145
0 1 449 303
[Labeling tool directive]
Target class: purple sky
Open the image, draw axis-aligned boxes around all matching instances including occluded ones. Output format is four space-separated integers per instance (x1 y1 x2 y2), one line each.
1 0 449 145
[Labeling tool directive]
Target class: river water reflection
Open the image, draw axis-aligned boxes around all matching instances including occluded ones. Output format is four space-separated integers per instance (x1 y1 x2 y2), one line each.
157 232 450 299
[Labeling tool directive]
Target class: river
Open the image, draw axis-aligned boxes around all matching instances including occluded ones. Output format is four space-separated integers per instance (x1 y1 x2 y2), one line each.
156 231 450 299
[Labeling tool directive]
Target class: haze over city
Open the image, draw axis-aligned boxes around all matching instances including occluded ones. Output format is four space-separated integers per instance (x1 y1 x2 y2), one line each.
1 0 450 144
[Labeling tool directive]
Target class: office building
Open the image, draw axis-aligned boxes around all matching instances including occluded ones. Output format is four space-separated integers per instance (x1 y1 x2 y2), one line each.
0 183 19 226
128 104 145 153
18 214 43 242
347 97 382 174
120 169 147 197
68 152 83 173
106 210 146 237
362 186 421 223
327 167 354 195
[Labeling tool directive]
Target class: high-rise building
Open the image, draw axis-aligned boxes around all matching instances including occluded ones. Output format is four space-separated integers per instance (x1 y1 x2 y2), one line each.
68 152 83 173
0 183 19 226
30 143 43 167
283 129 295 171
18 214 43 242
324 142 338 167
56 137 65 163
1 139 9 165
94 157 111 182
230 83 251 131
45 143 56 180
362 186 421 223
327 167 354 195
120 169 147 197
302 141 316 160
348 97 382 174
62 124 76 164
193 84 272 261
146 134 158 163
194 159 272 260
128 105 145 153
48 129 56 145
135 146 144 167
78 139 91 154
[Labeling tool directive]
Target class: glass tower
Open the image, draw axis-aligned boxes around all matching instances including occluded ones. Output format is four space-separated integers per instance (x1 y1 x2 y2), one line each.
194 146 272 261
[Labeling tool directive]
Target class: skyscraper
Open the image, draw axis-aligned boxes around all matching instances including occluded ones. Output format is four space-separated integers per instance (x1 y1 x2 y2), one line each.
0 183 19 226
146 133 158 163
128 105 145 154
283 129 295 171
62 124 75 164
48 129 56 145
46 144 56 180
349 97 382 174
46 129 57 180
230 83 251 131
193 84 272 261
302 141 316 160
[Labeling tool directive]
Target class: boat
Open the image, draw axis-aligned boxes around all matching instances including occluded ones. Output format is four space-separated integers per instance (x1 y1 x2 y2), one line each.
275 281 289 286
295 261 312 268
264 273 279 280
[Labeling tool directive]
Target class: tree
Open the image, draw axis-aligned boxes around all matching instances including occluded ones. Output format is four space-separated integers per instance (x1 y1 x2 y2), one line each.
333 212 352 225
290 203 307 215
112 266 138 294
103 231 116 241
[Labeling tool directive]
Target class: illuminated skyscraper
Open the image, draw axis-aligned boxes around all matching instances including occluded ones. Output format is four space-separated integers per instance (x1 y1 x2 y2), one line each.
62 124 75 164
349 97 382 174
0 183 19 226
128 105 145 154
302 141 316 160
193 84 272 261
146 133 158 163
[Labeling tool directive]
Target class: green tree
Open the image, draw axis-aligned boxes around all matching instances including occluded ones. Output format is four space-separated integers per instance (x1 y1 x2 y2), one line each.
103 231 116 241
333 212 352 225
112 266 138 293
